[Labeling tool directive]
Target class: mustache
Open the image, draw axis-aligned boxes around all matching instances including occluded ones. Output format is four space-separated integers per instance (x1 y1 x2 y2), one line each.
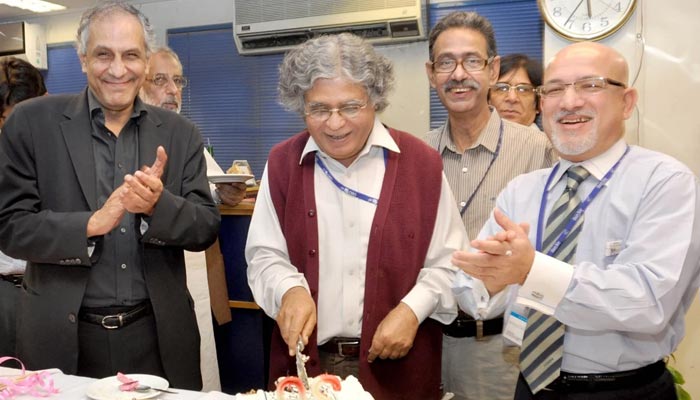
553 110 596 121
443 79 481 91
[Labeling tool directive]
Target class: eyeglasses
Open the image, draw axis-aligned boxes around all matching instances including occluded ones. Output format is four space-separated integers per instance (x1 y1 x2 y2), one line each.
146 73 188 89
537 77 626 98
304 102 368 122
430 56 493 74
490 83 536 97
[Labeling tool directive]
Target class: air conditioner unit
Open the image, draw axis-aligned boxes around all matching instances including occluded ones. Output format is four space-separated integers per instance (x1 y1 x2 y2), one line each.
0 21 47 69
233 0 426 55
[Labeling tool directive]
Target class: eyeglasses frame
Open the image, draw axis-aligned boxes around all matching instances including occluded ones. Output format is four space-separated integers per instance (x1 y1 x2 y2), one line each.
537 77 626 98
303 102 369 122
430 56 495 74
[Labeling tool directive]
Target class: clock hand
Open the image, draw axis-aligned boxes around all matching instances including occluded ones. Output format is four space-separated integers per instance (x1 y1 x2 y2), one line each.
586 0 592 18
564 0 586 28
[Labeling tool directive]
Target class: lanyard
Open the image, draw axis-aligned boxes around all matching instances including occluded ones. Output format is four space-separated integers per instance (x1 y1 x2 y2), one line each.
314 148 387 206
459 120 504 216
536 146 630 254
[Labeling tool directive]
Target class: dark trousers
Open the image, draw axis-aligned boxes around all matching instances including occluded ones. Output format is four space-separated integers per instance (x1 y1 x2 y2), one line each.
77 311 166 379
513 369 677 400
318 351 360 379
0 279 18 357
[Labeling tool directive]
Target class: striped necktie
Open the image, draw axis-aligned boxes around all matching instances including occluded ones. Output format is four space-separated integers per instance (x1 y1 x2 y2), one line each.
519 165 590 394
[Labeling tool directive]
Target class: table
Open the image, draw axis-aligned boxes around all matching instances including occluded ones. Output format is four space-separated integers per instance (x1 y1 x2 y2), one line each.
0 367 236 400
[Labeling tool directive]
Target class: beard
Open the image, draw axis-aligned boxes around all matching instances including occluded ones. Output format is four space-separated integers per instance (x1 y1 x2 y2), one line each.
548 110 598 157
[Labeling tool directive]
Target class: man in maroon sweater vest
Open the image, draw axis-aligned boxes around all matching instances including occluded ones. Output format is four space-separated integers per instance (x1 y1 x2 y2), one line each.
245 33 469 399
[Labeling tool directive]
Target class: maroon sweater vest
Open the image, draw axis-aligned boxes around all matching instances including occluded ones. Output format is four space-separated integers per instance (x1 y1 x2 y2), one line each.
266 127 445 400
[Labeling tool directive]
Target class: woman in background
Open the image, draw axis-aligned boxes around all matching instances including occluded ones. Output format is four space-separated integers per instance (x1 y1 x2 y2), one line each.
489 53 542 128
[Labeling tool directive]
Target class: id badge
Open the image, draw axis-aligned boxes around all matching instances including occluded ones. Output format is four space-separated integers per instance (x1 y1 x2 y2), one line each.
503 305 528 347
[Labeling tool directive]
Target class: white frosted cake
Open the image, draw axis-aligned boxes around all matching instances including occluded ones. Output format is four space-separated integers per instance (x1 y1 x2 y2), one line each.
234 374 374 400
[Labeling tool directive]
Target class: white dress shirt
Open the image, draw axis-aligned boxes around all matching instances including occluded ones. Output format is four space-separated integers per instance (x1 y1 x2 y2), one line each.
454 139 700 373
246 118 468 344
0 251 25 275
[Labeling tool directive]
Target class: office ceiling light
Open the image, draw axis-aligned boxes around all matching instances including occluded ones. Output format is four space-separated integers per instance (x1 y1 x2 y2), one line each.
0 0 66 13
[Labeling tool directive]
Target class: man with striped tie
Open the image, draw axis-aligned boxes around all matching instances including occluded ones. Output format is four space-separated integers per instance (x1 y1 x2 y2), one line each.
451 41 700 399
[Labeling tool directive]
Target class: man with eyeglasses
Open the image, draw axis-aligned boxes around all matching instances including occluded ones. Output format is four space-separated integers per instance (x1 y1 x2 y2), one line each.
490 54 543 128
0 2 219 389
140 47 246 207
452 41 700 400
423 11 555 400
246 33 468 399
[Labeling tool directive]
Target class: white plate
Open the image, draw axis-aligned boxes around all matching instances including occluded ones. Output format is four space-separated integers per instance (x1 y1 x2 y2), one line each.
207 174 254 184
85 374 170 400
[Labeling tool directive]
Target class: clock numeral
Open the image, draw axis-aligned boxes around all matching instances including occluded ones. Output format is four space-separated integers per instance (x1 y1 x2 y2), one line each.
613 2 622 12
552 6 562 17
565 19 574 29
600 16 609 27
582 22 591 32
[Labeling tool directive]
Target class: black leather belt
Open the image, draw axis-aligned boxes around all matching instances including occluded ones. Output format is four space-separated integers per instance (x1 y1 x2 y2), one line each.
79 301 152 330
318 337 360 358
443 313 503 339
0 274 23 287
545 360 667 393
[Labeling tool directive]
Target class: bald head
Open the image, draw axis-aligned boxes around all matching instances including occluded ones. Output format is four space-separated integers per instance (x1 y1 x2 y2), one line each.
545 41 629 85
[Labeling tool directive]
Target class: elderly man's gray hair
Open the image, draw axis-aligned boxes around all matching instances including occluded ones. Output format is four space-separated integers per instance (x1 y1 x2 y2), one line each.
76 0 155 57
278 33 395 115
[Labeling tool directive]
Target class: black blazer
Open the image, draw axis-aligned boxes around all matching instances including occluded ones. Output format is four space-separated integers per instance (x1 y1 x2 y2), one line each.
0 90 220 390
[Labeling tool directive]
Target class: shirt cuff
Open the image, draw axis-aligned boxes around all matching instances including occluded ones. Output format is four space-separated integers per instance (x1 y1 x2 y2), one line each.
273 276 310 316
453 271 507 320
516 251 573 315
401 285 438 324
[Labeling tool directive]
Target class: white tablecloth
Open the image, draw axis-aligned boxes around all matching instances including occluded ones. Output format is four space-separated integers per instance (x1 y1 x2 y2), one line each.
0 367 236 400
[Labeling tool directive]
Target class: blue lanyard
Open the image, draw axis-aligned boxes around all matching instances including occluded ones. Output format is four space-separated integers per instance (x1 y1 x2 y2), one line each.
314 148 388 205
536 146 630 254
459 120 504 216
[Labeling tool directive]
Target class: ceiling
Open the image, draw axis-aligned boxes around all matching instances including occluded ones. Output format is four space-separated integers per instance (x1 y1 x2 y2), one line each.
0 0 163 22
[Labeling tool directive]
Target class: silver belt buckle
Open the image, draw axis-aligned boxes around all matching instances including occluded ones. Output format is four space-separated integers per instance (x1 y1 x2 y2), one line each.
336 340 359 357
475 319 486 341
101 314 124 329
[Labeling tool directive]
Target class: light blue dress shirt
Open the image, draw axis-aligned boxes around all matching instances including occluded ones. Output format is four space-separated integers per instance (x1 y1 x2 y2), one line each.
454 139 700 373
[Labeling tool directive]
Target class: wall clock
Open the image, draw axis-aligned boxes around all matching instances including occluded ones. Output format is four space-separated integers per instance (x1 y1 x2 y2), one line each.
538 0 638 41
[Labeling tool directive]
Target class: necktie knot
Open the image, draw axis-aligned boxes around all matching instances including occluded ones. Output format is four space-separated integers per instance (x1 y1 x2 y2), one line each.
565 165 589 192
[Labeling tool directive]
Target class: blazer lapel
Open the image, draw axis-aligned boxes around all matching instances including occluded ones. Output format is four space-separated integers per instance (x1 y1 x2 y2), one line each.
137 108 169 174
60 91 97 210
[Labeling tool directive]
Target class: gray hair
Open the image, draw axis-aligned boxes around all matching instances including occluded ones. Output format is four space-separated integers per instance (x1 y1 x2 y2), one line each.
278 33 395 115
76 0 155 57
428 11 497 61
151 46 183 70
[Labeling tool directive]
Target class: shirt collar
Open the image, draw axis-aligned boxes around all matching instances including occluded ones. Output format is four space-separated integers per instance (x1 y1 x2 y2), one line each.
438 107 501 154
548 138 628 190
299 117 400 165
87 88 147 123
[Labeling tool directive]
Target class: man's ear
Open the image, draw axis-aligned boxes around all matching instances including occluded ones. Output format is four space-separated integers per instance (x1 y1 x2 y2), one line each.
79 55 87 74
488 55 501 86
622 87 638 120
425 61 437 89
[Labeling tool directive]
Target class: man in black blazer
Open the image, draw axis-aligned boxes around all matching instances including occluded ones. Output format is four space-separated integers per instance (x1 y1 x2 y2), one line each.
0 1 219 390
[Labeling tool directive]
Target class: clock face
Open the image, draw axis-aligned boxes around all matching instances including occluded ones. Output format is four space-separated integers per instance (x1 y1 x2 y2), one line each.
538 0 637 41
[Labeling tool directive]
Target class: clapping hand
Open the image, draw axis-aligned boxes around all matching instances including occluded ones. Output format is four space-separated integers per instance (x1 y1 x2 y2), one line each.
451 209 535 295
